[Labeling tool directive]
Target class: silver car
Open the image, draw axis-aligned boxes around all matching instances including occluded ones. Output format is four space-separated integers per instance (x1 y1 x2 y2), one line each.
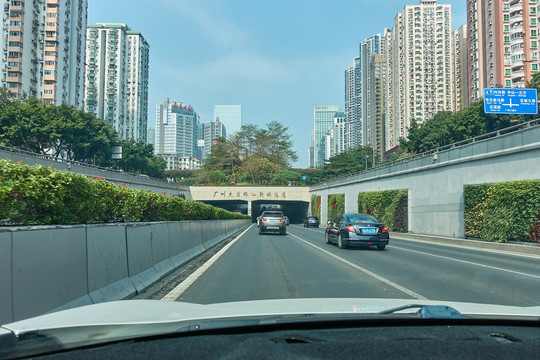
258 211 287 235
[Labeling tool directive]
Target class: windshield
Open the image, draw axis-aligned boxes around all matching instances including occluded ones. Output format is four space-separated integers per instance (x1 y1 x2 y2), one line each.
345 215 380 224
2 0 540 355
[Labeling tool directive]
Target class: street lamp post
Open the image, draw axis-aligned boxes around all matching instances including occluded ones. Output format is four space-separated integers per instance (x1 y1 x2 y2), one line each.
365 155 368 170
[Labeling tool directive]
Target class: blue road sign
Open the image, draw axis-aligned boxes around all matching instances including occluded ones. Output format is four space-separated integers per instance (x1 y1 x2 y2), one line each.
484 88 538 114
302 175 307 180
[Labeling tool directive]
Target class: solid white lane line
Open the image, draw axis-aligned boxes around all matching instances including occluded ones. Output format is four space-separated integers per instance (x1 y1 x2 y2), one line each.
161 224 254 302
288 233 428 300
391 245 540 280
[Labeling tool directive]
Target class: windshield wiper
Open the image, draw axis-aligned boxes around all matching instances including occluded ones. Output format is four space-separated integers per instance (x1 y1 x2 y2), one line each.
377 304 464 319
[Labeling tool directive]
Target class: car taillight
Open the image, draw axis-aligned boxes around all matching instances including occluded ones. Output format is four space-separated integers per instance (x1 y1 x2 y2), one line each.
261 218 266 222
382 226 388 233
345 225 355 232
280 218 285 222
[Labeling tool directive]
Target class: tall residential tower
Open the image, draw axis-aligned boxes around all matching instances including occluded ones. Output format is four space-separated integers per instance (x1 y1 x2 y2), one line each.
468 0 539 103
0 0 88 107
385 0 454 149
84 23 149 141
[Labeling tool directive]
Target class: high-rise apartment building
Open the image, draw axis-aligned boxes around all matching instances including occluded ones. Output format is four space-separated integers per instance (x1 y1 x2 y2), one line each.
202 117 226 160
126 30 150 142
360 33 387 147
345 57 361 149
84 24 149 141
155 98 199 170
0 0 87 107
385 0 453 149
452 24 469 111
344 61 357 150
468 0 539 103
311 104 340 168
214 105 242 136
345 33 387 150
324 112 348 161
368 54 386 163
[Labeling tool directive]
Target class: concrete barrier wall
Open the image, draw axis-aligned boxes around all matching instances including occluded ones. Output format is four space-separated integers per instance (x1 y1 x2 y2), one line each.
0 219 250 325
310 124 540 237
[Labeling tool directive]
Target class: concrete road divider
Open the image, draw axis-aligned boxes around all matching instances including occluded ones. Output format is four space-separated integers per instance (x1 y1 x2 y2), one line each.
0 232 13 324
87 224 136 304
0 219 250 325
11 227 93 322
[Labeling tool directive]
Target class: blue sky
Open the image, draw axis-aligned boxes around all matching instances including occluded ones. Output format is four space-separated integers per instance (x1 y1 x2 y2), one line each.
88 0 467 168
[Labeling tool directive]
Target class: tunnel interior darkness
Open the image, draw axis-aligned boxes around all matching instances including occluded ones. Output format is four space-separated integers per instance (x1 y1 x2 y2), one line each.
200 200 310 224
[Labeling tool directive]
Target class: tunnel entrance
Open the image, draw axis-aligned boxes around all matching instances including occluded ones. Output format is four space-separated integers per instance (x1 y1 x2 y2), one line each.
251 200 309 224
200 200 310 224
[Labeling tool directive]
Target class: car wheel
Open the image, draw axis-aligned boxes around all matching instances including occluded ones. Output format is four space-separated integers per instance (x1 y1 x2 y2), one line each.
377 244 386 250
337 234 346 249
259 228 263 235
282 229 287 235
316 225 319 228
325 232 330 244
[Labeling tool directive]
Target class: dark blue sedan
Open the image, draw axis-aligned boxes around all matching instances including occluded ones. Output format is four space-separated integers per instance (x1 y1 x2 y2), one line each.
325 213 389 250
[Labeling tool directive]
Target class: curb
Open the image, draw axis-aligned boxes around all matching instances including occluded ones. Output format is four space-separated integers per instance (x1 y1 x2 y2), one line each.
390 232 540 256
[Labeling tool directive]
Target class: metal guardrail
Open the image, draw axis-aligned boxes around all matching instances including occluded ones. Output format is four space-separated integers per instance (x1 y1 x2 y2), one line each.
315 117 540 187
0 144 171 184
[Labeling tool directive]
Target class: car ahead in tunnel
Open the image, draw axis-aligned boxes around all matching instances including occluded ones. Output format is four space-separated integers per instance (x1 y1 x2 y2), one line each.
325 213 389 250
303 216 320 228
259 211 287 235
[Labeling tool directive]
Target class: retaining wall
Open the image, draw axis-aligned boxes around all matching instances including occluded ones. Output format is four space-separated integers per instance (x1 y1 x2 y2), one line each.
0 220 250 324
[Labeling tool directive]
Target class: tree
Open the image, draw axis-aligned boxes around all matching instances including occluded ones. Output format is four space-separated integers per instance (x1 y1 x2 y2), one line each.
115 139 165 178
238 157 279 185
271 169 302 186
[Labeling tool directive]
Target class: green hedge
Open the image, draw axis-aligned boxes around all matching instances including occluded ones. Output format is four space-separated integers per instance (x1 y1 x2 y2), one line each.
357 190 408 232
0 160 249 225
464 180 540 242
311 194 321 219
327 194 345 222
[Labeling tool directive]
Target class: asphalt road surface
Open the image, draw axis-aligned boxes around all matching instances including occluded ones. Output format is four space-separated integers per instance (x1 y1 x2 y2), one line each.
165 224 540 307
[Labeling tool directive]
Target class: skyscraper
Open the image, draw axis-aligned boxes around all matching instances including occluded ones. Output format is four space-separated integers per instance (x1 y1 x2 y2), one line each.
0 0 88 107
214 105 242 136
155 98 199 170
385 0 454 149
126 30 150 142
202 117 226 160
368 54 386 162
311 104 340 168
345 57 360 149
84 24 149 141
468 0 539 103
452 25 469 112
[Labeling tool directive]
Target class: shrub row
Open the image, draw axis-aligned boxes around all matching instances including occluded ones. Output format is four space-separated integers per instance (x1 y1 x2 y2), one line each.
311 194 321 219
0 160 249 225
327 194 345 222
464 180 540 242
357 190 408 232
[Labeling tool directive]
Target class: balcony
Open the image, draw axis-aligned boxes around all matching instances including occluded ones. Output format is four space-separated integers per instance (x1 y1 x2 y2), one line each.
509 14 523 26
511 69 525 80
44 74 57 82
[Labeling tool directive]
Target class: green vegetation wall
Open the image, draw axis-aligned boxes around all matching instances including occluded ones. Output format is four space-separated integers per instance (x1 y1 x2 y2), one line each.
357 190 408 232
0 160 248 225
464 180 540 242
327 194 345 222
311 195 321 219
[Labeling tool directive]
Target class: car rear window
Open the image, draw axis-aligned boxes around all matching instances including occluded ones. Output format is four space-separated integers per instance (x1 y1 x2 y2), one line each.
307 217 318 220
262 212 283 218
346 215 380 224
